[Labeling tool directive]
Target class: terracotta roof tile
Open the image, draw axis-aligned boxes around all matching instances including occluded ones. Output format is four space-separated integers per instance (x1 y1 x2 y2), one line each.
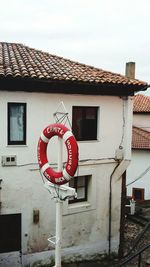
133 94 150 112
132 127 150 149
0 42 147 88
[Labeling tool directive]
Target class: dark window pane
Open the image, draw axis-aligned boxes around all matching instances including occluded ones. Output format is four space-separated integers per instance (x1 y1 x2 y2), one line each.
69 178 75 188
135 190 142 199
133 188 144 201
72 107 83 140
72 107 98 141
82 119 97 140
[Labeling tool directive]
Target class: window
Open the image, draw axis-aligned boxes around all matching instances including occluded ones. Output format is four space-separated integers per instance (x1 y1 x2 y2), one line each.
132 188 144 201
8 103 26 145
69 175 89 203
72 106 98 141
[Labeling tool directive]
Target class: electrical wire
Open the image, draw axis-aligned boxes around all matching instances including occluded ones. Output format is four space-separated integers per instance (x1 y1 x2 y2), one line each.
16 158 116 170
16 163 39 167
127 166 150 186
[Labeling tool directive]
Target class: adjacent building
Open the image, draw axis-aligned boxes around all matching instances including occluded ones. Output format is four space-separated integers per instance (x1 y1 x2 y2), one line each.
127 94 150 201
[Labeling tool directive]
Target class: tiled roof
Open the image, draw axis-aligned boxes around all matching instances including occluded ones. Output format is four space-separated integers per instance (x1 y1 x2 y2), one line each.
132 127 150 149
0 42 147 88
133 94 150 112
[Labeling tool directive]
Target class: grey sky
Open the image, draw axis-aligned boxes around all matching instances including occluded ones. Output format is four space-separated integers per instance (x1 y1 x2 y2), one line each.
1 0 150 94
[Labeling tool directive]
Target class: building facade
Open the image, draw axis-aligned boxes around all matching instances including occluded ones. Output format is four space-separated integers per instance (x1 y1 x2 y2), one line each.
0 43 148 266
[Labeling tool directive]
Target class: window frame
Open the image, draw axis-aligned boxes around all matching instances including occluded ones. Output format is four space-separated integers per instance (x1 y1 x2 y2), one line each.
69 175 89 204
63 168 96 215
8 102 26 145
72 106 98 141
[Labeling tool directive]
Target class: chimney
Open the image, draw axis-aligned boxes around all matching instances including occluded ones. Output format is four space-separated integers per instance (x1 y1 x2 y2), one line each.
125 62 135 79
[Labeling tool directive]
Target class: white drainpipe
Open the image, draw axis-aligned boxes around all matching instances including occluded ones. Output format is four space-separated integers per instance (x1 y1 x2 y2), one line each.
113 94 133 183
112 63 135 181
108 95 133 254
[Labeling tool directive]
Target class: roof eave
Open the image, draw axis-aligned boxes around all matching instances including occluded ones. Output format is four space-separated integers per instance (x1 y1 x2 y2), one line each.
132 147 150 150
0 76 148 96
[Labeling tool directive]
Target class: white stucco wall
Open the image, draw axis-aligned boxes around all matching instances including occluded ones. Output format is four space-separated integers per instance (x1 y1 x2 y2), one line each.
0 91 133 266
0 91 131 161
127 149 150 199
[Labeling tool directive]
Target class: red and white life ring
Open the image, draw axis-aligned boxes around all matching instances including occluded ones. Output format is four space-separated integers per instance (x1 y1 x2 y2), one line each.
37 123 78 185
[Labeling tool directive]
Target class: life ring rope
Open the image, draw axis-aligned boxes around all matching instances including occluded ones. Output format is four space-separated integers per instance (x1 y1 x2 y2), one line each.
37 123 78 185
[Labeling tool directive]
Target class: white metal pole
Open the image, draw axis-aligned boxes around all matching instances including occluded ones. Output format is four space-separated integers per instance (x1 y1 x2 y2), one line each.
55 200 62 267
55 137 63 267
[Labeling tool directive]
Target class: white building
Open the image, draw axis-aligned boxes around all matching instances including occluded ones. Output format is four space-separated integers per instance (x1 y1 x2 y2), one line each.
0 43 148 267
127 94 150 201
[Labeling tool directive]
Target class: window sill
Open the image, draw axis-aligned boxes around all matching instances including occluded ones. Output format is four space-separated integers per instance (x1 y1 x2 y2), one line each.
63 201 95 215
69 201 90 209
77 140 100 143
7 145 28 147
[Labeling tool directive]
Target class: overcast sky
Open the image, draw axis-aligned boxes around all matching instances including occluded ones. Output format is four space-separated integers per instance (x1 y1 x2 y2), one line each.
1 0 150 94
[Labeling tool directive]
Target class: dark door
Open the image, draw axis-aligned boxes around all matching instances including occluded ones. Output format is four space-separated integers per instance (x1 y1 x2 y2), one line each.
0 213 21 253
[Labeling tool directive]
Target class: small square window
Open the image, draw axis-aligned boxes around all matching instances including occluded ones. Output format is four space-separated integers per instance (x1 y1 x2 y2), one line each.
8 103 26 145
69 175 89 204
72 106 98 141
132 188 144 201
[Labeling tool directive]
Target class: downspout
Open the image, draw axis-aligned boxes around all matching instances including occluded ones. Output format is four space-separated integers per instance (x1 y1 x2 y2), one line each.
108 62 150 256
108 93 133 256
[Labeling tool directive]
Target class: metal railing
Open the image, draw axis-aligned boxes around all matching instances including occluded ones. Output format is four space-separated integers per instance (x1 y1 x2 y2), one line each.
117 243 150 267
